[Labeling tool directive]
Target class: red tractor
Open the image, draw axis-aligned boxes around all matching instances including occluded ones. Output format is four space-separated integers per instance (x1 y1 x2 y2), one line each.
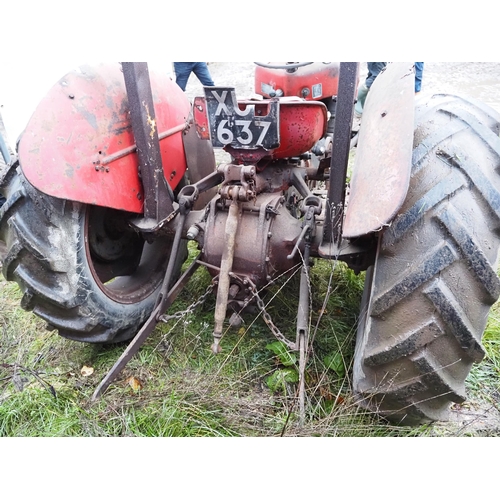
1 62 500 425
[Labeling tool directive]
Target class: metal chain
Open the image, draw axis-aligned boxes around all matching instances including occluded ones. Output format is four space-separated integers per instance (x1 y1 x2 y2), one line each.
159 282 215 323
159 275 296 351
245 277 296 351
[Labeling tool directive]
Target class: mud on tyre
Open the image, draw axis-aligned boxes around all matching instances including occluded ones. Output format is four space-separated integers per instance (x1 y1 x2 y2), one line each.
0 162 185 344
353 94 500 424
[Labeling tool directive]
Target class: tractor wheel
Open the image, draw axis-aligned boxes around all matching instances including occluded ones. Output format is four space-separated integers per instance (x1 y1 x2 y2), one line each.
353 94 500 424
0 162 186 343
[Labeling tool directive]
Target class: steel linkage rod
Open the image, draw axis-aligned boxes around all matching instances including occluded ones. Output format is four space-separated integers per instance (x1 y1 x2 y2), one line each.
323 62 359 244
297 237 311 427
91 212 192 401
91 260 200 400
122 62 175 223
212 200 241 354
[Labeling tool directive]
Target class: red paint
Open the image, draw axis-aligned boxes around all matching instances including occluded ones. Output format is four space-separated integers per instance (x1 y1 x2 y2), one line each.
255 62 340 101
18 63 190 213
271 100 327 159
223 99 327 161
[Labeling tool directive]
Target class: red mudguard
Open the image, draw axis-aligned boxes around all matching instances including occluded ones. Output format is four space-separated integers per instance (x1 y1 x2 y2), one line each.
18 63 191 213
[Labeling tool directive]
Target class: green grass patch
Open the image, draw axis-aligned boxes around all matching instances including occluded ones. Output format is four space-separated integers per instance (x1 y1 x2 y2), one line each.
1 254 500 436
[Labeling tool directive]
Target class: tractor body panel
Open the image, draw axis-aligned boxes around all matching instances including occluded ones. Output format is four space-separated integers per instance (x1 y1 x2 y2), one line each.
18 63 191 214
270 100 327 158
255 62 340 100
343 62 415 238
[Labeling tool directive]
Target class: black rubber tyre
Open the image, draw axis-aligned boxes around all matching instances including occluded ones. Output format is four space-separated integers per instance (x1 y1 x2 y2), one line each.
0 162 185 343
353 94 500 424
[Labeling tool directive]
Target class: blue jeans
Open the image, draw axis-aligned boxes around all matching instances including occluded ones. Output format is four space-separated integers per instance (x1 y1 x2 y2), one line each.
365 62 387 88
0 134 10 166
414 62 424 92
173 62 215 91
364 62 423 91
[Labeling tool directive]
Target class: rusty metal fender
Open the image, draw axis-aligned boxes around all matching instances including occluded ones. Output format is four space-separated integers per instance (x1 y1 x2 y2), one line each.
18 63 191 214
343 62 415 239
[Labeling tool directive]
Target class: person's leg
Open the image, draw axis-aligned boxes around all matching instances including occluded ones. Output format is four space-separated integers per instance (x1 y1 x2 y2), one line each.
355 84 369 115
414 62 424 93
355 62 387 115
173 62 195 91
0 134 10 169
365 62 387 88
192 62 215 86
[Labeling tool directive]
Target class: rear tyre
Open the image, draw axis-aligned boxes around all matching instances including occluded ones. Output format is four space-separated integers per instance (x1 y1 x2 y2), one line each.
0 163 185 343
353 94 500 424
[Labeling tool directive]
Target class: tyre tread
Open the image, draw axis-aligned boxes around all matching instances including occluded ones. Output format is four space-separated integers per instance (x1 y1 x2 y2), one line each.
0 165 175 343
354 94 500 423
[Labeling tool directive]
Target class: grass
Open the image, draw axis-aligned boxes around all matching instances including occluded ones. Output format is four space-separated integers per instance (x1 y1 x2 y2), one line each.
2 245 500 438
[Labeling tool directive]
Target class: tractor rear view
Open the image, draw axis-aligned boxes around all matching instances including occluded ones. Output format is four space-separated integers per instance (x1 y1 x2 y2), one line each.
1 62 500 425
